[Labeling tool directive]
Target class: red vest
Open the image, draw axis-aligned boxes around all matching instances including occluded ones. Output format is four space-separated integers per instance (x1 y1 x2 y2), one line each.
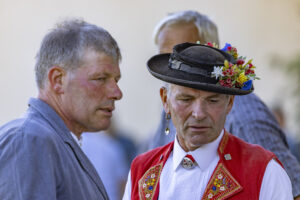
130 131 282 200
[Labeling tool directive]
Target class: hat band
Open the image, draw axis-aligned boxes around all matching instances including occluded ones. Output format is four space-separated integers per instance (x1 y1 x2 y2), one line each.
168 58 211 77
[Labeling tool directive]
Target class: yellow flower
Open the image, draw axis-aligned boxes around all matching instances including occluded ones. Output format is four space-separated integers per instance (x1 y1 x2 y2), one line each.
237 72 248 84
224 60 229 69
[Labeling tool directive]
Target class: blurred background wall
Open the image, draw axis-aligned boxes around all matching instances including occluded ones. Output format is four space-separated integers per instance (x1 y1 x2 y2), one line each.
1 0 300 143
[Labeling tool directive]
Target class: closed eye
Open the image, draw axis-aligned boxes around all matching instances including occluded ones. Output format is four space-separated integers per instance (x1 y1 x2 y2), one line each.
208 98 219 103
177 97 193 102
96 77 106 81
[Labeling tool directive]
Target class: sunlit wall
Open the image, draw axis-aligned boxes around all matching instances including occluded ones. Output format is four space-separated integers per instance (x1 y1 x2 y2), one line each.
1 0 299 142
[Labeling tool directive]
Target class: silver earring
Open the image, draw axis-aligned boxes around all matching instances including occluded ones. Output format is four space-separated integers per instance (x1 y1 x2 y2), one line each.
165 113 171 135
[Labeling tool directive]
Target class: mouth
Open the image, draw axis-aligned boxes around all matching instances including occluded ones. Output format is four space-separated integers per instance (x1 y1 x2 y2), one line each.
188 125 210 132
97 107 114 117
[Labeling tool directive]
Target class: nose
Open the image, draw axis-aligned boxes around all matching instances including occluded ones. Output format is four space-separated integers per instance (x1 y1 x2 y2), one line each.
109 81 123 100
192 100 206 120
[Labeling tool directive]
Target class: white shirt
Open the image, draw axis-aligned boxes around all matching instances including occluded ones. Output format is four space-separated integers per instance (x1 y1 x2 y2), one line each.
70 132 83 147
122 130 293 200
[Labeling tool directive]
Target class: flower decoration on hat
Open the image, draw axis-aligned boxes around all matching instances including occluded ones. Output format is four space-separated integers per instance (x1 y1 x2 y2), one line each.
210 43 259 90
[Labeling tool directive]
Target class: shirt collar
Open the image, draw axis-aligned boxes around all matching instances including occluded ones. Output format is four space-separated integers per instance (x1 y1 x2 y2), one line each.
70 132 83 147
173 129 224 171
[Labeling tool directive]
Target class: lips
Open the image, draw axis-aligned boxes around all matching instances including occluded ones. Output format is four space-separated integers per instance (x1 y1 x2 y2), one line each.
188 125 210 132
97 106 114 116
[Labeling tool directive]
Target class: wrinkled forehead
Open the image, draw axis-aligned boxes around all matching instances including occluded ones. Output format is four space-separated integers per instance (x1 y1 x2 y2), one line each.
80 47 119 65
157 23 201 53
169 83 229 98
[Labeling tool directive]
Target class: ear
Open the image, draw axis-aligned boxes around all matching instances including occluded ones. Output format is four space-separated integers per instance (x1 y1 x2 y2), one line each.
226 95 235 114
160 87 170 114
47 66 66 94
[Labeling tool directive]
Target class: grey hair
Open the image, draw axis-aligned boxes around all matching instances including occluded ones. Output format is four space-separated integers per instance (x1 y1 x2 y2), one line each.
34 18 121 89
153 10 219 46
163 83 171 97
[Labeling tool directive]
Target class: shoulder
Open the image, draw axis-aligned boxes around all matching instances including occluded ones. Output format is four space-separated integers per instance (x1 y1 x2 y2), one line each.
132 142 172 167
231 93 275 120
0 113 59 154
225 133 275 162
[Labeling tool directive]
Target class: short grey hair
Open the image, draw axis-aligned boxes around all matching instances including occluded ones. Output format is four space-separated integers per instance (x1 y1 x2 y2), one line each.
153 10 219 46
35 18 121 89
162 83 171 97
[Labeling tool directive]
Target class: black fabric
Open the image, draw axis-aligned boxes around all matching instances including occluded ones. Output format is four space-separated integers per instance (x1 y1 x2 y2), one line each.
147 43 253 95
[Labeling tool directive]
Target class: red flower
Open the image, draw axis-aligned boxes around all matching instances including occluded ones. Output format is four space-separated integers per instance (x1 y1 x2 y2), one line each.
245 70 250 75
207 42 213 47
236 59 245 65
227 46 232 51
219 80 226 86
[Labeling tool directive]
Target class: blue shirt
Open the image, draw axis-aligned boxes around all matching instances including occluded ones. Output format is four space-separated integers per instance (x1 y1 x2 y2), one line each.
82 132 129 200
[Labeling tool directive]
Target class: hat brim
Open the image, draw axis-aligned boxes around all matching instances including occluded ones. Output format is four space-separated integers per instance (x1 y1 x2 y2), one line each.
147 53 253 95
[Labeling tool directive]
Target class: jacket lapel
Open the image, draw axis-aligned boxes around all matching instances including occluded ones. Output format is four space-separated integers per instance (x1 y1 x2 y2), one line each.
64 137 109 200
138 142 174 200
201 163 242 200
201 132 243 200
29 99 109 200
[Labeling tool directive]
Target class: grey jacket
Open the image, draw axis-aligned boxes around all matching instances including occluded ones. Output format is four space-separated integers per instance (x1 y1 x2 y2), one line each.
0 98 109 200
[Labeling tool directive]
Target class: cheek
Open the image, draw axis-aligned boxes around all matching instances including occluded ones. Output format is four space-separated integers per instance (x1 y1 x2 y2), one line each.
170 103 188 124
210 107 228 123
78 80 104 99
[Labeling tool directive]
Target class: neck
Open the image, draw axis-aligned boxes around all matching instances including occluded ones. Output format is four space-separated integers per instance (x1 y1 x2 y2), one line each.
38 89 83 138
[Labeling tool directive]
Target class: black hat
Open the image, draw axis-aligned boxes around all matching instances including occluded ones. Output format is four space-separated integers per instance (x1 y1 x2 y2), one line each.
147 43 255 95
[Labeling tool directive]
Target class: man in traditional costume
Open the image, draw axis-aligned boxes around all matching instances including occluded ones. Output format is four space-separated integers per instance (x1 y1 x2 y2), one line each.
123 42 293 199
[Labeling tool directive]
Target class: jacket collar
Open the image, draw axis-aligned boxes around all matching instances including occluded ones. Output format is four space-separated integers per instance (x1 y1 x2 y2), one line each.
201 131 243 200
28 98 109 200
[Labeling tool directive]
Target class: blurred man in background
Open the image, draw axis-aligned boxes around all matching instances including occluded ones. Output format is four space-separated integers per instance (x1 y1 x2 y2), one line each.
82 119 137 200
272 104 300 163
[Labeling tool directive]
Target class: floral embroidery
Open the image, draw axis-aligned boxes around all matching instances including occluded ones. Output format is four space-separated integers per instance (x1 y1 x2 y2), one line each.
138 163 163 200
202 163 242 200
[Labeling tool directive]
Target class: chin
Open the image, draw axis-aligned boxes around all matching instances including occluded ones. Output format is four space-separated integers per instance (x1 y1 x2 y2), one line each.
88 121 111 132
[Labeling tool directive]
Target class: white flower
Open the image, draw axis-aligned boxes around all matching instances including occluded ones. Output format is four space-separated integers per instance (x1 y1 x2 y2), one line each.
208 193 213 199
146 194 150 198
151 174 156 178
211 66 224 79
143 183 147 188
220 186 225 191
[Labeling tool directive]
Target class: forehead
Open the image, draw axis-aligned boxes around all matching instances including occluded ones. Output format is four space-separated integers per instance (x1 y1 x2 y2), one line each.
157 22 201 52
79 49 120 75
169 84 224 98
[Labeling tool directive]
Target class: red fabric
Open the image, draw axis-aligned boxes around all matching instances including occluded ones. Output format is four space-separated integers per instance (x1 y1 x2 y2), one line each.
185 154 195 162
130 131 282 200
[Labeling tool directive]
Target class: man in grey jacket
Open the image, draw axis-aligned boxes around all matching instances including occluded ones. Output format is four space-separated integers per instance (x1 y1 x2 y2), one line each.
0 19 122 200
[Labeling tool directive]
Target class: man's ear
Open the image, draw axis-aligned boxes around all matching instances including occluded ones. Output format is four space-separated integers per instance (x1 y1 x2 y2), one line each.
160 87 170 114
47 66 66 94
226 95 235 114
